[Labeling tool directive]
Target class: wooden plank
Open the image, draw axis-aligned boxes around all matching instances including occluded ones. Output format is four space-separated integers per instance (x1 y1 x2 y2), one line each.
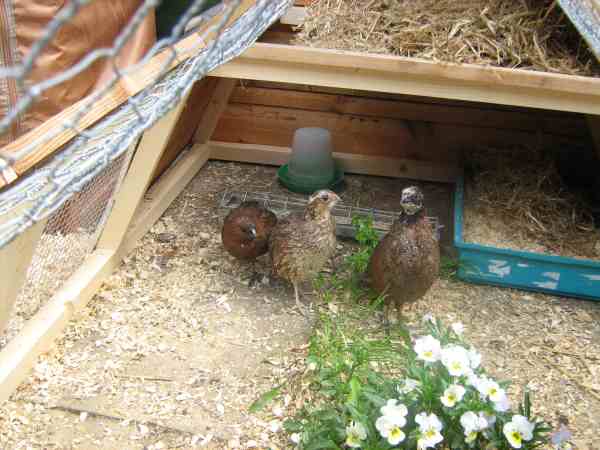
151 77 218 182
211 43 600 115
0 219 47 335
0 143 211 404
0 249 115 403
213 103 421 159
230 85 588 137
192 78 238 144
208 141 460 183
213 102 580 162
97 88 193 252
0 0 257 189
588 115 600 160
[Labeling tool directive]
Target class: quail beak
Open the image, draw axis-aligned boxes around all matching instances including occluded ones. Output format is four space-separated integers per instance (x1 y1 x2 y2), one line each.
248 226 257 239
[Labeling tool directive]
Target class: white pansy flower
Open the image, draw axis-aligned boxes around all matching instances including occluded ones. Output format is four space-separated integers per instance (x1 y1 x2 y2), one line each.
451 322 465 335
460 411 488 443
380 399 408 423
466 371 481 387
345 421 367 448
414 336 442 362
397 378 420 395
441 345 471 377
422 313 436 324
415 412 444 449
503 415 535 449
493 395 511 412
375 415 406 446
467 348 482 369
475 376 507 403
290 433 301 444
440 384 466 408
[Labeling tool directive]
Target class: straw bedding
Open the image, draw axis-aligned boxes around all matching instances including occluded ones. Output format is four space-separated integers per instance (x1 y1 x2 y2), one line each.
463 146 600 259
295 0 600 77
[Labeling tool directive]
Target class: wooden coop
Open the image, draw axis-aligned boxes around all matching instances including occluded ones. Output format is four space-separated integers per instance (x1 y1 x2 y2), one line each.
1 0 599 423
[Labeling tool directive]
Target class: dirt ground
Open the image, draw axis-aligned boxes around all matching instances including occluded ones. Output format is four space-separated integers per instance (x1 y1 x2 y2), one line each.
1 161 599 450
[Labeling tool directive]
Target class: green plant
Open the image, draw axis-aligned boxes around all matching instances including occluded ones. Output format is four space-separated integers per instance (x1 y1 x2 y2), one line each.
285 316 554 450
439 256 460 281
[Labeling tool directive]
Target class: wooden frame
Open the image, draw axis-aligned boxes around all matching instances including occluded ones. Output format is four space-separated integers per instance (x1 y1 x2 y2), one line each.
211 43 600 115
0 0 257 189
0 80 218 402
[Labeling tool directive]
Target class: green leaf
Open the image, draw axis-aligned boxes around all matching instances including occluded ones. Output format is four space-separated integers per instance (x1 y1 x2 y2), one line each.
248 386 281 413
347 376 362 405
283 419 304 433
305 437 341 450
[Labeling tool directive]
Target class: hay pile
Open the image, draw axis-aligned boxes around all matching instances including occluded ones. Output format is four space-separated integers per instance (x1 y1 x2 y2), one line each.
295 0 600 77
463 146 600 259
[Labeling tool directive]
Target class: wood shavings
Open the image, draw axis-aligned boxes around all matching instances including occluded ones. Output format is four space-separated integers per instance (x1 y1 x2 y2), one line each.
0 162 598 449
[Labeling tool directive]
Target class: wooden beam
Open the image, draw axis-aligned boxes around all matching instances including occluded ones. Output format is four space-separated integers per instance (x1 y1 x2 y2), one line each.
97 88 193 252
192 78 238 144
587 115 600 160
229 85 588 137
126 144 211 247
150 77 218 182
0 0 257 189
208 141 460 183
0 144 211 404
0 219 47 335
211 43 600 115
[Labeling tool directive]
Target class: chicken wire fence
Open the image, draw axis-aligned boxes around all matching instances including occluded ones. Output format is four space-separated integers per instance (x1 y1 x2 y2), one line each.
0 0 290 250
0 0 290 342
0 149 134 348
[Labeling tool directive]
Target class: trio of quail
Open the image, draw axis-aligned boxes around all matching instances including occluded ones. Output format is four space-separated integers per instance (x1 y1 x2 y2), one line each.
221 186 439 320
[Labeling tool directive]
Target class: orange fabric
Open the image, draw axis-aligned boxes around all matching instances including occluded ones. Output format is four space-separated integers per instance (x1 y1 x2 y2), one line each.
1 0 156 147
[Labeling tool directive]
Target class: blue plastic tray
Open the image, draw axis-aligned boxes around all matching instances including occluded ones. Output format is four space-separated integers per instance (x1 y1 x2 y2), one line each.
454 177 600 301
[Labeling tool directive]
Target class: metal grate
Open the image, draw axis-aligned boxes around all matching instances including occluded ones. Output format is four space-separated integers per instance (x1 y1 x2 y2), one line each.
218 190 443 240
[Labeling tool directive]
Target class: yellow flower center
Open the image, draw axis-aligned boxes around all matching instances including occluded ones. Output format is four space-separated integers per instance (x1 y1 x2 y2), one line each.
448 393 456 402
424 351 433 358
424 430 436 439
511 431 522 444
451 362 461 371
347 434 360 445
390 427 403 439
489 387 498 396
466 431 478 443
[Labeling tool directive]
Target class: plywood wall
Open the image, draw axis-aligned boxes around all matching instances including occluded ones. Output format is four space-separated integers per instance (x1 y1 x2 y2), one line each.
153 76 590 184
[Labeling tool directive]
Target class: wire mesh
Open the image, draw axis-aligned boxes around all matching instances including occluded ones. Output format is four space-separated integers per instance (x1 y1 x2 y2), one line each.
0 147 134 349
218 190 444 240
0 0 291 249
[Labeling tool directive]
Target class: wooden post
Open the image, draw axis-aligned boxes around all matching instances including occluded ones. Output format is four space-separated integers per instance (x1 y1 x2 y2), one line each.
0 219 47 335
96 88 193 252
192 78 238 144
